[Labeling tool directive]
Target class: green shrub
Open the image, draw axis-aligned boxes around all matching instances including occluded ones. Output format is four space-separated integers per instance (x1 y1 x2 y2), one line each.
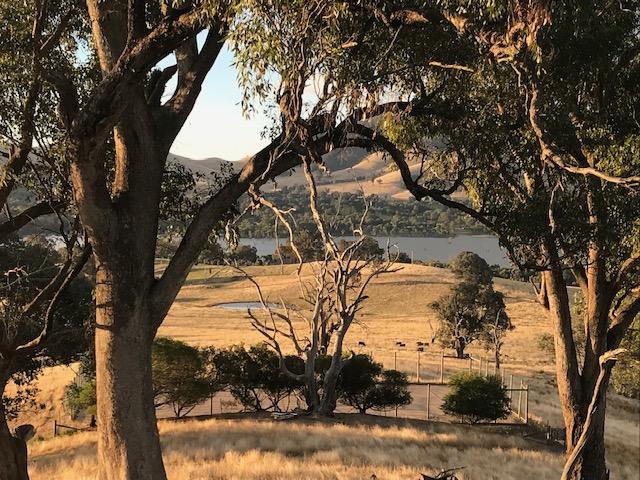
210 344 303 411
64 379 97 419
442 372 510 423
611 319 640 399
338 354 412 413
152 337 214 418
537 333 555 357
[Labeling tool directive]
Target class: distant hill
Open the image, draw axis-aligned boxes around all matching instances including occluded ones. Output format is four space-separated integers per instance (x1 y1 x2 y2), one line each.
169 147 428 200
166 153 244 176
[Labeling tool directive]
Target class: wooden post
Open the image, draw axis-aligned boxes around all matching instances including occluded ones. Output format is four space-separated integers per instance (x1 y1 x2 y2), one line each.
210 394 214 416
501 368 505 385
394 351 397 370
416 351 421 384
485 358 489 376
440 351 444 384
517 380 524 419
493 361 497 376
524 384 529 424
509 375 514 400
478 357 482 373
54 420 57 437
426 383 431 420
468 357 472 373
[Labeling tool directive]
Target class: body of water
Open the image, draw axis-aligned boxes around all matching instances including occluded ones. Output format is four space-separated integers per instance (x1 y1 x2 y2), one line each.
238 235 509 267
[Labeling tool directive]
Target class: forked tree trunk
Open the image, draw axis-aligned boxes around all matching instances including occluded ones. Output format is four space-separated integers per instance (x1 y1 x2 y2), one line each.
568 398 608 480
318 332 346 416
94 263 164 480
543 269 610 480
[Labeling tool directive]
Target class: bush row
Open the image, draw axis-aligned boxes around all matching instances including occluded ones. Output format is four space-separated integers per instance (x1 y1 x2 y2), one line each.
65 339 412 418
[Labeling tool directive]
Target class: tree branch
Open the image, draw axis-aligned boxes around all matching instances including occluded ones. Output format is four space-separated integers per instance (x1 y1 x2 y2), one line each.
0 200 64 240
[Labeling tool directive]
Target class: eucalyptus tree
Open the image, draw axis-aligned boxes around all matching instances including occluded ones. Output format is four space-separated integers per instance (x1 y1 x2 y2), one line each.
246 1 640 478
324 3 640 478
40 1 382 477
0 0 89 240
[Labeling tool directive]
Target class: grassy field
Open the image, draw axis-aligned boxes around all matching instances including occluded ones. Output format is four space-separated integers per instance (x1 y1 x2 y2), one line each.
14 262 640 479
29 415 566 480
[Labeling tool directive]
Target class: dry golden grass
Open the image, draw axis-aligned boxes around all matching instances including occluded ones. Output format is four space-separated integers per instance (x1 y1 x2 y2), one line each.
28 415 565 480
14 263 640 479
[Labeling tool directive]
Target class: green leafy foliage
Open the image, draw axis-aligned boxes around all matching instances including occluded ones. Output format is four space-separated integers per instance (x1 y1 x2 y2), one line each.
152 337 215 418
611 317 640 399
210 344 303 412
338 354 412 413
432 281 509 358
450 251 493 285
0 236 93 418
239 187 486 238
442 372 510 424
227 244 258 266
64 379 97 419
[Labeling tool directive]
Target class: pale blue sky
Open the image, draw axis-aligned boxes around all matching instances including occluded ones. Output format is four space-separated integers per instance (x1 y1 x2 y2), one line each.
168 45 270 161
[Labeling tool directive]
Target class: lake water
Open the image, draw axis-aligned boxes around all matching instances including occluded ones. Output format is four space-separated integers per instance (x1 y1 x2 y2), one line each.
239 235 509 267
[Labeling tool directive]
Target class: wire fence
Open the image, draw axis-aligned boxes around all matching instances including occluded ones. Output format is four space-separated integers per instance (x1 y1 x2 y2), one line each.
148 350 532 426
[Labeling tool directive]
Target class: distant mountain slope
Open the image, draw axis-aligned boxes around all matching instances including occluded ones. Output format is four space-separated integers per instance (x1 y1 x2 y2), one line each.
170 147 427 199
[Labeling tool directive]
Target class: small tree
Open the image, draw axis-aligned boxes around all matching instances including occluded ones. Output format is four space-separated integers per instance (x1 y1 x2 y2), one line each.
449 252 493 285
337 354 382 413
339 236 384 262
198 236 224 265
480 307 514 370
152 337 212 418
210 344 303 412
64 379 97 420
228 245 258 266
442 372 510 424
277 229 323 263
431 282 507 358
338 354 412 413
371 370 413 412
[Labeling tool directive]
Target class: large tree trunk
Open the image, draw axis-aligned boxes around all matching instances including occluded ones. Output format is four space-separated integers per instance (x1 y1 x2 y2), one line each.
94 262 164 480
567 398 608 480
543 267 610 480
318 332 346 416
0 394 20 480
0 367 28 480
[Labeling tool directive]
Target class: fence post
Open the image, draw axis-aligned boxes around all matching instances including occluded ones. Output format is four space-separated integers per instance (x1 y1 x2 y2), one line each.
509 374 514 400
517 380 523 420
493 361 497 376
485 358 489 377
426 383 431 420
524 384 529 424
394 351 397 371
468 357 472 373
210 394 214 416
416 351 421 384
440 351 444 384
478 357 482 374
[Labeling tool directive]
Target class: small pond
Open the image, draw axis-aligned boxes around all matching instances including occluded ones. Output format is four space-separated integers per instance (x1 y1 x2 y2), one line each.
213 301 279 310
